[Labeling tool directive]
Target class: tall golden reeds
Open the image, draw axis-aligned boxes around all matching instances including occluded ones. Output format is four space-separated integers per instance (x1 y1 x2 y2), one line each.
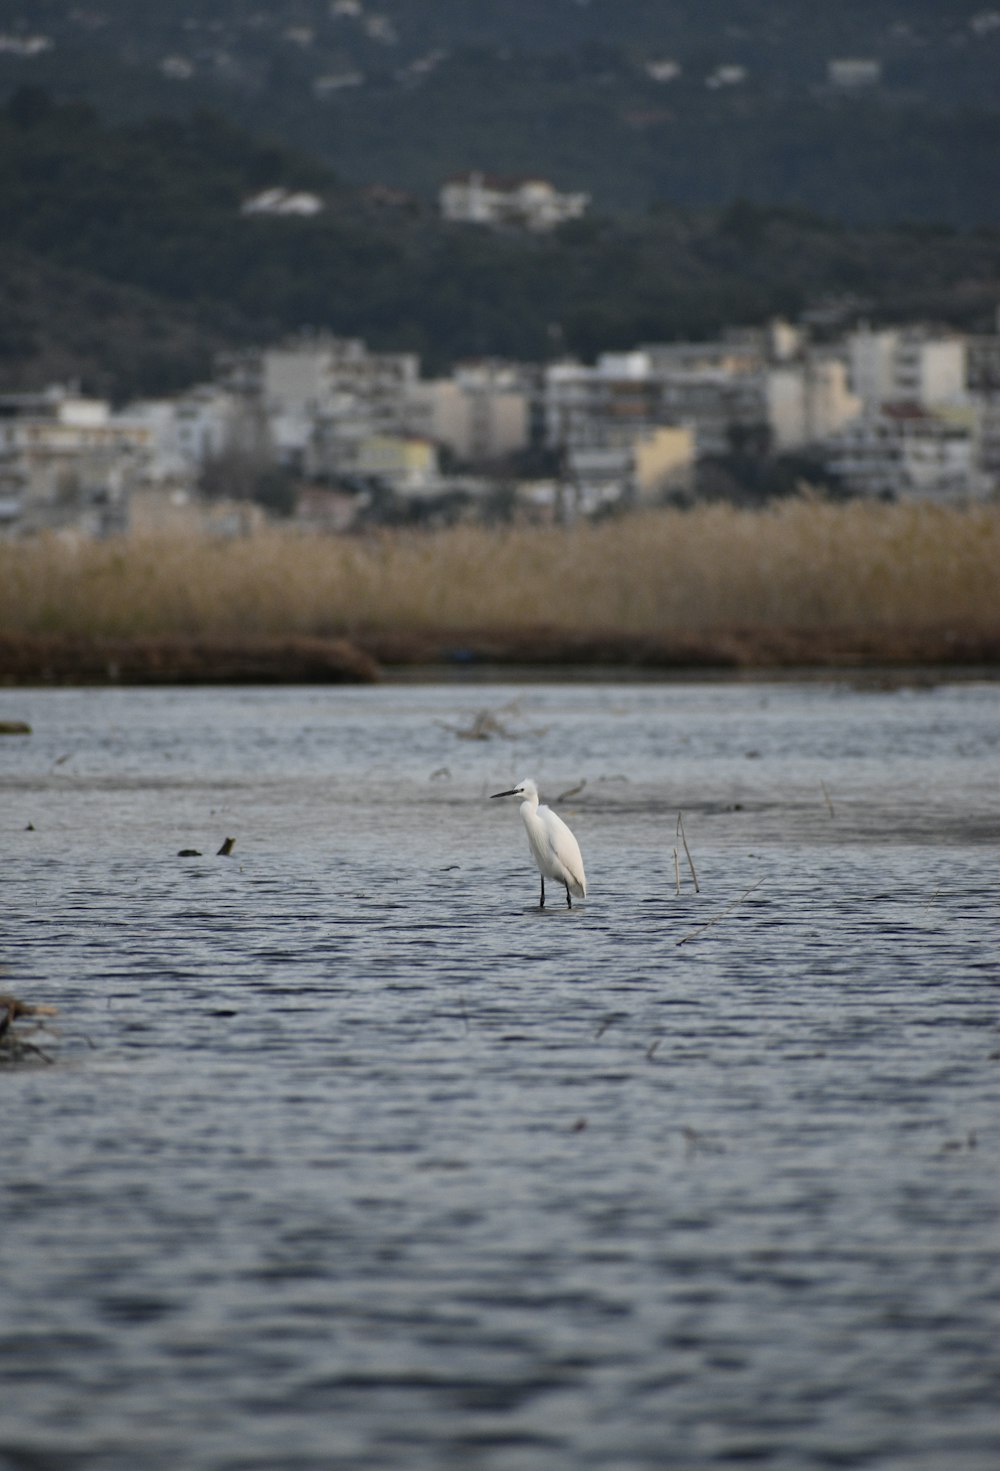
1 501 998 641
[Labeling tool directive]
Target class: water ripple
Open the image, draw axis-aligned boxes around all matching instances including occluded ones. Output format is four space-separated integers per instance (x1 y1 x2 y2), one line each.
1 680 999 1470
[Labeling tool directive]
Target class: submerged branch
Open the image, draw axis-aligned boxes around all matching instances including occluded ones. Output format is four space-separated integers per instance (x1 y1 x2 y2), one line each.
0 994 59 1065
675 878 766 947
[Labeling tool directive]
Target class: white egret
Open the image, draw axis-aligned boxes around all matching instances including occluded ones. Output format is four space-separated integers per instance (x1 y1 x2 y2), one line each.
490 777 587 909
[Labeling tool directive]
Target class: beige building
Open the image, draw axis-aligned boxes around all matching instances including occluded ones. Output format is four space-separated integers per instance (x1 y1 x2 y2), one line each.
403 364 530 464
631 426 697 501
354 434 439 495
766 356 861 451
568 425 695 513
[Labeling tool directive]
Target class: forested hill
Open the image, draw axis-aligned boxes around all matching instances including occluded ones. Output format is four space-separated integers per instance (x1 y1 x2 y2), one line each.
2 1 1000 227
2 91 1000 399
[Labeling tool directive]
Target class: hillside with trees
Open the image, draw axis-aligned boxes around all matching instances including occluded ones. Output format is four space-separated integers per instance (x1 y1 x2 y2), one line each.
1 90 999 398
2 1 1000 226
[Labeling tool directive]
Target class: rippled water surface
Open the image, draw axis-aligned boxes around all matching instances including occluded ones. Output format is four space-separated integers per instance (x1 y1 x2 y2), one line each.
2 677 999 1471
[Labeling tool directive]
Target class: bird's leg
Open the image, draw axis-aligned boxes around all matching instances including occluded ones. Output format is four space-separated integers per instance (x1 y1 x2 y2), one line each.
565 883 572 910
539 875 545 909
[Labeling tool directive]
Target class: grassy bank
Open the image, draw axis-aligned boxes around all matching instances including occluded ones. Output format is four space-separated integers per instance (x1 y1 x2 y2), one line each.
2 502 999 671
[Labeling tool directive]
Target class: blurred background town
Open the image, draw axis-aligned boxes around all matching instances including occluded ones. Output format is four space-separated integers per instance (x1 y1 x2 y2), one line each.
1 1 999 542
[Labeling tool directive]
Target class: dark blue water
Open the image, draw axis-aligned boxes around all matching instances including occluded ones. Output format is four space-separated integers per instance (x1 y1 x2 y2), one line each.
2 680 999 1470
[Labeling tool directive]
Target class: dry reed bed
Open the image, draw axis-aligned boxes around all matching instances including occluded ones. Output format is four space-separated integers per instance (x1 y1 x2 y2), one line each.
2 501 998 642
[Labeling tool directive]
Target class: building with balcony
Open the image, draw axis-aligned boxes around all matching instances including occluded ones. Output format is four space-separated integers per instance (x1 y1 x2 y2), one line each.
847 328 967 410
823 404 982 502
0 388 153 536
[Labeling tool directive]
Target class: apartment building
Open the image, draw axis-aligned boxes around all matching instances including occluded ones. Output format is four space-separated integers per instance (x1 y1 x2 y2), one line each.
846 327 967 410
249 335 420 476
567 425 695 513
403 363 530 464
823 404 981 502
0 389 153 536
766 356 860 451
544 349 770 460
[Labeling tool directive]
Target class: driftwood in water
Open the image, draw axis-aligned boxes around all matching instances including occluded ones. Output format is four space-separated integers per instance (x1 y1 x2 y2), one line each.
177 839 235 857
0 994 58 1064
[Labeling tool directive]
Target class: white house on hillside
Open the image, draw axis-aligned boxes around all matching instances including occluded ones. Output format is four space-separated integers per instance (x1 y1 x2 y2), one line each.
440 172 589 232
241 188 324 217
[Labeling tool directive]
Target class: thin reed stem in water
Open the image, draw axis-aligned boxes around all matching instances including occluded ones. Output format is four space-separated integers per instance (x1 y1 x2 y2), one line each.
677 812 700 893
676 878 766 947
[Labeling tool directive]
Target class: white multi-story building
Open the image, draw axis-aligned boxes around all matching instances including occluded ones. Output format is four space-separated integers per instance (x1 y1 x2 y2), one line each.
129 385 251 479
543 344 772 460
0 388 153 536
823 404 982 502
238 334 421 475
543 353 666 452
957 319 1000 494
262 336 419 419
655 369 767 457
972 394 1000 493
846 327 967 410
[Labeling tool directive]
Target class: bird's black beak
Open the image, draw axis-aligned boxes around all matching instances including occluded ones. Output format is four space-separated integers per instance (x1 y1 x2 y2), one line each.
490 788 518 799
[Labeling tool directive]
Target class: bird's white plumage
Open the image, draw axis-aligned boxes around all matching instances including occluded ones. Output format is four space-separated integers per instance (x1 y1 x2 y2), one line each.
490 777 586 906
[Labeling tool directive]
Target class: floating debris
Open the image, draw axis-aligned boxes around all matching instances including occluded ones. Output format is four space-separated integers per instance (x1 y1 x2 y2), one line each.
438 699 547 742
0 994 58 1065
177 848 203 858
0 720 31 735
682 1126 727 1157
217 837 236 856
439 708 513 741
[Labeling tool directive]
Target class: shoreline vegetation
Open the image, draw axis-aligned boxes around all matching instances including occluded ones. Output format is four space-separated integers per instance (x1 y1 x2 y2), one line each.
2 502 998 684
